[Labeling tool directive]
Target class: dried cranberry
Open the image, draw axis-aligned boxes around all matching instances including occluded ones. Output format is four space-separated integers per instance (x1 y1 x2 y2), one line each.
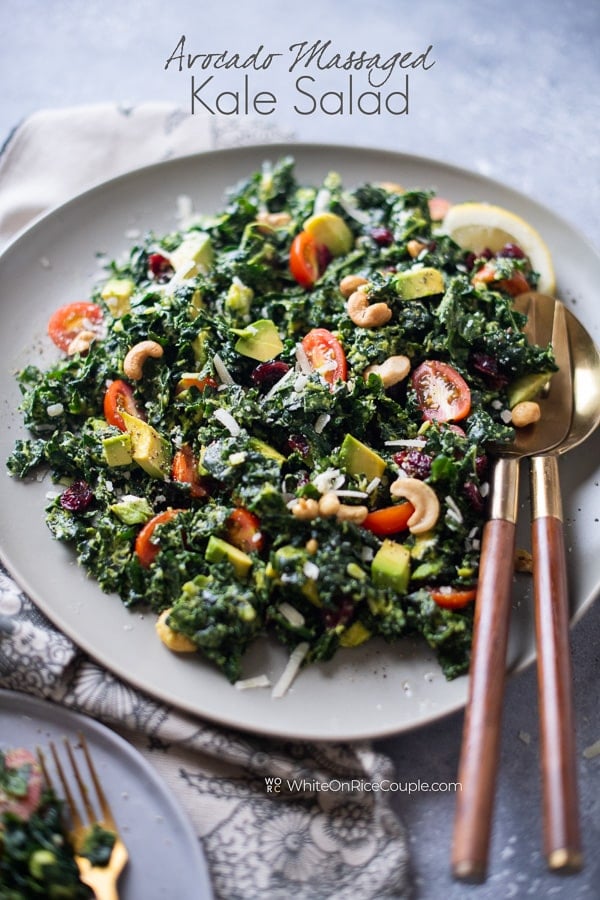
60 480 94 513
471 352 509 389
464 252 477 271
287 434 311 458
475 454 489 480
498 243 525 259
369 226 394 247
316 244 332 273
393 449 432 480
147 253 174 282
323 598 354 629
463 480 484 514
250 361 291 392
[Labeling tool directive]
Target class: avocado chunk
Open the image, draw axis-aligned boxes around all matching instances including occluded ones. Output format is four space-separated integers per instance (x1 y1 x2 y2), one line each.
339 434 386 481
233 319 284 362
170 232 213 277
120 410 171 480
101 278 134 316
205 536 253 578
303 212 354 256
372 540 411 593
110 495 154 525
226 279 254 316
507 371 552 408
339 621 372 647
393 267 444 299
248 437 287 464
102 433 133 467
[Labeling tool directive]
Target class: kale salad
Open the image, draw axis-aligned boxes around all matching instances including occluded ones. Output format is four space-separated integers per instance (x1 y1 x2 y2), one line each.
0 748 114 899
7 157 555 689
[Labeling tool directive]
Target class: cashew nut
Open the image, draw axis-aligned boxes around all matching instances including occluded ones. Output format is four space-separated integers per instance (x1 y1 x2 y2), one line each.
339 274 369 298
123 340 164 380
67 330 96 356
291 498 320 520
363 355 411 388
318 492 341 517
407 239 427 259
377 181 404 194
347 288 392 329
156 609 197 652
256 211 292 232
511 401 541 428
514 548 533 574
336 504 369 524
389 477 440 534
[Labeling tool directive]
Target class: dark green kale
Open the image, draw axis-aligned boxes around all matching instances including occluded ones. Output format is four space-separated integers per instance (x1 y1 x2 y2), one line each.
6 157 559 685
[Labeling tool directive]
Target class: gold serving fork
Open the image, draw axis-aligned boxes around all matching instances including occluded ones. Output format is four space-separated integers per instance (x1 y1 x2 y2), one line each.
38 735 129 900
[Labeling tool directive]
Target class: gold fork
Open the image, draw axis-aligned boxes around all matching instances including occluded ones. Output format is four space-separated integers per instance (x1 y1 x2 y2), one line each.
38 734 129 900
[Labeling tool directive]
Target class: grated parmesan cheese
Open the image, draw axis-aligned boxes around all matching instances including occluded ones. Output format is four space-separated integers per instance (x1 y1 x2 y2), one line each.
385 439 427 448
264 367 295 401
294 374 309 393
302 561 320 581
295 342 312 375
212 353 235 385
583 739 600 759
213 408 240 436
272 642 310 698
314 413 331 434
278 602 306 627
445 495 464 524
234 674 271 690
313 468 345 494
333 489 368 499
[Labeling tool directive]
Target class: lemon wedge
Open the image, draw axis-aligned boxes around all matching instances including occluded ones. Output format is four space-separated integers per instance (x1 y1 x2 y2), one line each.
441 202 555 295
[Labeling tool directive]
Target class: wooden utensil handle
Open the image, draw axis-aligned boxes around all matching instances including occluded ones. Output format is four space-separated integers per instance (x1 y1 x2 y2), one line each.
452 515 517 882
531 455 582 872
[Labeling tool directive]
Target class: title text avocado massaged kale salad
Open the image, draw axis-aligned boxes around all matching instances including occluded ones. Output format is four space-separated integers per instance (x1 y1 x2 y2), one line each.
7 157 555 687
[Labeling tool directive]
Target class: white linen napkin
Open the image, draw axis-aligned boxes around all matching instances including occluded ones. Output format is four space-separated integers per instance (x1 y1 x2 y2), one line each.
0 103 409 899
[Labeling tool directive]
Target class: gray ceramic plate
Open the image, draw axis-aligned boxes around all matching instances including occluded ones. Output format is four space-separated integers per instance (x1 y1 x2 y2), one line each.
0 144 599 741
0 689 212 898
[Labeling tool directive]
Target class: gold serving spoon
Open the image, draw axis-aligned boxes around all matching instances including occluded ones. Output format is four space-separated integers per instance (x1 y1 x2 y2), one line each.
452 292 573 882
528 296 600 874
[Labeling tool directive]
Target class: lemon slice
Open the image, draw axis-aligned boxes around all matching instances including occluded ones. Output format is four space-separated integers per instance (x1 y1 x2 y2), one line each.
441 202 555 295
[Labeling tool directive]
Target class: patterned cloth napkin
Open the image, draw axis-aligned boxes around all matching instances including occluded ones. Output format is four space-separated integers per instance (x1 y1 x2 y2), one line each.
0 103 409 899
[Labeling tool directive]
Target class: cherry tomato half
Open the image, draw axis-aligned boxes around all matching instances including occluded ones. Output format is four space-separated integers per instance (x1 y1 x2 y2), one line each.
471 262 531 297
171 445 208 499
289 231 321 288
301 328 347 387
430 587 477 609
135 509 184 568
226 508 264 554
47 302 104 352
412 360 471 423
362 503 414 536
428 196 452 222
1 749 43 819
103 379 142 432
